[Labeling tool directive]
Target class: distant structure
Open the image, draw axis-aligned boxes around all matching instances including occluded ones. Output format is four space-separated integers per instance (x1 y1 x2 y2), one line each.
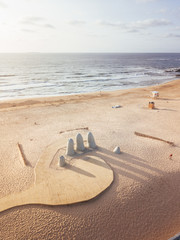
76 133 85 152
87 132 97 149
59 156 66 167
152 91 159 98
113 146 121 154
66 138 75 156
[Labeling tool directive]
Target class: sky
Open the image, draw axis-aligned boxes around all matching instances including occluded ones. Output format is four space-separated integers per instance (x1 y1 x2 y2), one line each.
0 0 180 53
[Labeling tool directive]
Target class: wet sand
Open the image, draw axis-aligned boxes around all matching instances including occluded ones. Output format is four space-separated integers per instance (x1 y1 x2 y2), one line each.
0 79 180 240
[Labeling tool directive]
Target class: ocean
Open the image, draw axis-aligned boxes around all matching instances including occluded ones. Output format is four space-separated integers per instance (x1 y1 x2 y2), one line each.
0 53 180 100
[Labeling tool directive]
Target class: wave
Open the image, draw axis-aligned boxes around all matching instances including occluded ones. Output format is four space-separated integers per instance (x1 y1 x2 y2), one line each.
0 53 179 100
165 68 180 73
73 72 84 76
0 74 16 77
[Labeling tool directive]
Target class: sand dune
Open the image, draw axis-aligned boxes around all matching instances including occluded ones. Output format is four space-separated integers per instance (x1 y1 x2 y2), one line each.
0 79 180 239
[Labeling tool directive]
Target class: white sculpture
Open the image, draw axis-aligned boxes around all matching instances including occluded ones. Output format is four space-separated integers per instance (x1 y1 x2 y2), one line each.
59 155 66 167
66 138 75 156
87 132 96 149
76 133 85 151
113 146 121 154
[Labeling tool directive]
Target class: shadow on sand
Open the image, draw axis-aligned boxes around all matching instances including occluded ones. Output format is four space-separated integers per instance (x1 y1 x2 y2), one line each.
82 146 164 184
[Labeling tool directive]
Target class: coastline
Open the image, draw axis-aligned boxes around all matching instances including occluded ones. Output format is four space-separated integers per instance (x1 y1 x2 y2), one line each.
0 52 179 101
0 79 179 240
0 78 179 110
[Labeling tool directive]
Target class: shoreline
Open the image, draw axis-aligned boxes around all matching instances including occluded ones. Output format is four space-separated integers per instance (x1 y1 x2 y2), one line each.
0 75 176 102
0 78 179 110
0 78 179 240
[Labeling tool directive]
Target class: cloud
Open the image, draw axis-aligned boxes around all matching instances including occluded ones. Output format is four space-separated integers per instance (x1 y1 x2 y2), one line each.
43 24 55 29
20 17 45 26
22 29 36 33
67 20 86 26
96 20 139 33
0 1 7 8
20 16 55 30
97 18 171 33
164 33 180 38
126 29 139 33
86 33 105 38
131 19 171 28
96 20 124 28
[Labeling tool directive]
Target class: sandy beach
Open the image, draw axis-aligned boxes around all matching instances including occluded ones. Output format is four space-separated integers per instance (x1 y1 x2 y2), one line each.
0 79 180 240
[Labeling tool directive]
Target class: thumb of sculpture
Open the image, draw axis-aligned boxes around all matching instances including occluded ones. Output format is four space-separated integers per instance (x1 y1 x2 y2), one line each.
76 133 85 151
87 132 97 149
66 138 75 156
59 155 66 167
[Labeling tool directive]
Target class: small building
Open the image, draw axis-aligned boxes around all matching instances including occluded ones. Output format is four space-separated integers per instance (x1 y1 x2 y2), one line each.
152 91 159 98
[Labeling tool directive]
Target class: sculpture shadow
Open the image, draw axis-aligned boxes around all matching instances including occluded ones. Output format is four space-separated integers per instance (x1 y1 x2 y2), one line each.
64 163 95 178
85 147 164 184
155 108 177 112
82 155 110 170
157 98 180 101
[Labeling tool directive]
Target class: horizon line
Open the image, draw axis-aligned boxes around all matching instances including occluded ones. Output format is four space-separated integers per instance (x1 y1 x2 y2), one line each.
0 51 180 54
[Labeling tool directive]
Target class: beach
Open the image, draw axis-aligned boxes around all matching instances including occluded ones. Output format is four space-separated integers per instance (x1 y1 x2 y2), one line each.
0 79 180 240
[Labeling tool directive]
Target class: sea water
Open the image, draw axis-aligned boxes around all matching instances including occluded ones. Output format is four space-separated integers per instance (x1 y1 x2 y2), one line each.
0 53 180 100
